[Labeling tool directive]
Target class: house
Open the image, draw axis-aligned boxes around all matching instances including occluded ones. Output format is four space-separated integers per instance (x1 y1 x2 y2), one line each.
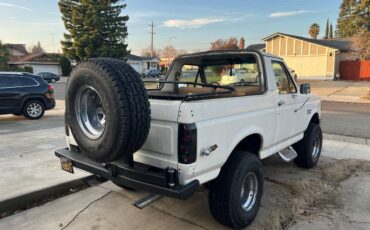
261 33 353 80
126 54 160 74
246 43 266 52
5 44 62 75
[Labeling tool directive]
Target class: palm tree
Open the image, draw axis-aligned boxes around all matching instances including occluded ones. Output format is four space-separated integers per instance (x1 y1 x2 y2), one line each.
309 23 320 39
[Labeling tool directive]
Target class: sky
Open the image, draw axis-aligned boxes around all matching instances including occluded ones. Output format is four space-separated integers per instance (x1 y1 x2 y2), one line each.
0 0 342 55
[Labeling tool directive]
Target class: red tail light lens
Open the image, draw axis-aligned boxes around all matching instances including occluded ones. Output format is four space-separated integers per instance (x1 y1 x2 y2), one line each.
178 123 197 164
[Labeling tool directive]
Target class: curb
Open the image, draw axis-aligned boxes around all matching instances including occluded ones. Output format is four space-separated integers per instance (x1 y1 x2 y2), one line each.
0 175 96 216
323 133 370 146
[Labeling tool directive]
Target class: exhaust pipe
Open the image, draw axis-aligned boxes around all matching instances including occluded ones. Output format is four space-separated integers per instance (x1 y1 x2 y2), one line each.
132 193 162 209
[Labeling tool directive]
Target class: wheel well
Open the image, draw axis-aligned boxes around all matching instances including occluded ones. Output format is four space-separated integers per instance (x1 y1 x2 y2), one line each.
22 98 46 110
233 134 262 157
310 113 320 125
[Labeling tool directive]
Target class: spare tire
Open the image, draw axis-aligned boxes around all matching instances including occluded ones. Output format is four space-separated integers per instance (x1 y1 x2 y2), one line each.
65 58 151 162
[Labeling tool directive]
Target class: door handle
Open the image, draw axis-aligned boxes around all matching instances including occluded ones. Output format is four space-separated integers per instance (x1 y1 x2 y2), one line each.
278 100 285 106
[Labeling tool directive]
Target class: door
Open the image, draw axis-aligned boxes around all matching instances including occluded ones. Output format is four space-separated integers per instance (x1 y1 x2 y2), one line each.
271 61 302 143
0 76 23 113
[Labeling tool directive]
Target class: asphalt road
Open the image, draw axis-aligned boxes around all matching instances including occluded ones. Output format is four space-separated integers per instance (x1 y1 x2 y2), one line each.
321 101 370 139
35 82 370 139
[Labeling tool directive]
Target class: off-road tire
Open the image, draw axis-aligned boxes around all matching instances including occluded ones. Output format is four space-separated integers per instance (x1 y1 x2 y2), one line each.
209 151 263 229
65 58 151 162
23 100 45 120
293 123 322 168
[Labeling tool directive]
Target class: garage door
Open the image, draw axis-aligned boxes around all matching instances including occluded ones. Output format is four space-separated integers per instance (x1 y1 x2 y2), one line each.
284 55 327 80
31 64 60 75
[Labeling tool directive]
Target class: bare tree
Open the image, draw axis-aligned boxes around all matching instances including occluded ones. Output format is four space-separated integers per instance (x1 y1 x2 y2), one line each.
351 29 370 60
210 37 239 50
141 46 158 57
160 45 177 59
308 23 320 39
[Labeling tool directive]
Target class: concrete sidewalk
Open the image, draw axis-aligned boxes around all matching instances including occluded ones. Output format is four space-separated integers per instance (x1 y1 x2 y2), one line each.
301 80 370 104
0 127 90 215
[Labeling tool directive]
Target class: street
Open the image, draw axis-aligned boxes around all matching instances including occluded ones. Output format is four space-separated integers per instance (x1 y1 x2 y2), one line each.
52 82 370 139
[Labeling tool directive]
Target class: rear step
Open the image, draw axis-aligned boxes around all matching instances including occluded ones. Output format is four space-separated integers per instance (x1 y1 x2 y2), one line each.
132 194 162 209
277 146 297 162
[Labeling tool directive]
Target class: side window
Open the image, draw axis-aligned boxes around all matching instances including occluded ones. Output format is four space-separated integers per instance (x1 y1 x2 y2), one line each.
178 65 201 88
21 77 38 87
0 76 10 88
272 61 296 94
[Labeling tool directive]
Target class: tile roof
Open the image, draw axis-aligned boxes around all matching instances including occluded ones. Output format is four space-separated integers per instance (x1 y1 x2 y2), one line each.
8 52 61 64
4 43 28 55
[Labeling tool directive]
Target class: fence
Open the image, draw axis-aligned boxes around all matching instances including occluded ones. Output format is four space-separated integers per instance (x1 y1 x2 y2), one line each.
339 60 370 81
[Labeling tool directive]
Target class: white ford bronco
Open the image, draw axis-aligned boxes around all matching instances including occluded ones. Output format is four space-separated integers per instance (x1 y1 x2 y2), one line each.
56 49 322 229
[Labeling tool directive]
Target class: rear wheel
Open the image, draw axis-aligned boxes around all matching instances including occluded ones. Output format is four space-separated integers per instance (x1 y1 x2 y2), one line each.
293 123 322 168
65 58 151 162
23 100 45 120
209 151 263 229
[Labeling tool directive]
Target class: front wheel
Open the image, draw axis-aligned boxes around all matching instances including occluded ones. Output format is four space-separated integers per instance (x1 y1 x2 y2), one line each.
293 123 322 168
23 100 45 120
209 151 263 229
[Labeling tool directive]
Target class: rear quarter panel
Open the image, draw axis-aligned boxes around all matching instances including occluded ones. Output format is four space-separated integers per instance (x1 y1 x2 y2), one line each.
177 93 277 184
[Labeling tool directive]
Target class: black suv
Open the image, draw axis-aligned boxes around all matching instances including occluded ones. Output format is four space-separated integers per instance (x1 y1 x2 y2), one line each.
36 72 60 83
0 72 56 119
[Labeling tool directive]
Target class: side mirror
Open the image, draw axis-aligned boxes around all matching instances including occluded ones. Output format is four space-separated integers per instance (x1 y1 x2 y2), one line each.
300 83 311 94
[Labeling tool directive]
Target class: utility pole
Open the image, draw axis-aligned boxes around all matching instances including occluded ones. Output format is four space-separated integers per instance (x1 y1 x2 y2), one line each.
149 22 155 57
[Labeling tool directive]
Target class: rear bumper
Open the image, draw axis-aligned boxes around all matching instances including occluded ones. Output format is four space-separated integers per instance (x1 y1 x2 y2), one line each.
45 98 56 110
55 148 199 199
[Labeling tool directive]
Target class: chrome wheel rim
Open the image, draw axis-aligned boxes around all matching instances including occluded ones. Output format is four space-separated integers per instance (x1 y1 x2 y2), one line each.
312 135 321 158
27 103 42 118
240 172 259 212
75 86 106 139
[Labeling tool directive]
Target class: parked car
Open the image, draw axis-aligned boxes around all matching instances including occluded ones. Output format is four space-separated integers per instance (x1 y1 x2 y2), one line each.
0 72 55 119
142 68 161 78
36 72 60 83
56 50 321 229
220 68 259 84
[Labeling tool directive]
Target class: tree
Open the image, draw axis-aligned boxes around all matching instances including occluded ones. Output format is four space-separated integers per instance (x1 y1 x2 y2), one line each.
31 41 44 53
160 45 177 59
141 46 158 57
351 29 370 60
324 19 329 39
308 23 320 39
59 0 130 61
59 56 72 76
0 40 9 70
210 37 239 50
336 0 370 38
329 23 334 39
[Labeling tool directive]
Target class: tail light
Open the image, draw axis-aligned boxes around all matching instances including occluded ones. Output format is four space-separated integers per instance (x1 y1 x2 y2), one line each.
48 84 54 91
46 84 54 99
178 123 197 164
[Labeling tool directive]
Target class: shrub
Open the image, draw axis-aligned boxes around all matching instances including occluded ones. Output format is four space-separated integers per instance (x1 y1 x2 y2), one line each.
59 56 71 76
23 66 33 73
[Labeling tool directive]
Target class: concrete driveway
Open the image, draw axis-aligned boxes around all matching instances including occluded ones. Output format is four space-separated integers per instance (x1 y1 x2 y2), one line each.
1 156 369 230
